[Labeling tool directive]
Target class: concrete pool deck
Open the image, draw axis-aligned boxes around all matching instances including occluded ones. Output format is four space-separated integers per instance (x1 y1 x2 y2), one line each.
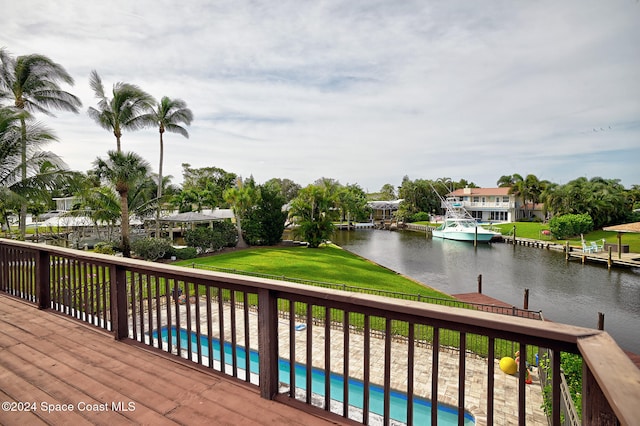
135 296 547 425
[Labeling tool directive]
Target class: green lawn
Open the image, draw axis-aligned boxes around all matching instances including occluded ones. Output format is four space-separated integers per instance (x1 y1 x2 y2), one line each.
174 244 452 300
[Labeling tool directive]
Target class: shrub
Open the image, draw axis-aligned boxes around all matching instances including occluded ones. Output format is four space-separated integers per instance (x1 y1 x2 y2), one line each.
174 246 197 260
409 211 430 222
184 221 237 252
549 214 593 239
93 242 115 255
131 237 172 261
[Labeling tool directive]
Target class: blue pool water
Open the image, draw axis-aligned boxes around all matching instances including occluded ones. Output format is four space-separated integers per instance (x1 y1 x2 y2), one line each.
154 326 474 425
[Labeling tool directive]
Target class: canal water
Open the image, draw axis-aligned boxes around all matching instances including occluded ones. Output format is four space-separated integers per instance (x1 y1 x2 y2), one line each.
331 229 640 354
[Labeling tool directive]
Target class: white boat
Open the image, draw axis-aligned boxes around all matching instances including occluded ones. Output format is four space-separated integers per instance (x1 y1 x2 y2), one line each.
432 197 501 243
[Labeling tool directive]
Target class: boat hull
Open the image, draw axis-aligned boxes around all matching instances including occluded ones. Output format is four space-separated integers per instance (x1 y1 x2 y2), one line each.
432 229 497 242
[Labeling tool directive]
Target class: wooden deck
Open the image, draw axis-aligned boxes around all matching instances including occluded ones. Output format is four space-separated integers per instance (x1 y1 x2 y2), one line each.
0 295 342 426
566 249 640 268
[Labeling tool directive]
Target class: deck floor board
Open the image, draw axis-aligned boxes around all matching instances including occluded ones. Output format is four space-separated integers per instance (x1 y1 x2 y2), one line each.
0 295 341 426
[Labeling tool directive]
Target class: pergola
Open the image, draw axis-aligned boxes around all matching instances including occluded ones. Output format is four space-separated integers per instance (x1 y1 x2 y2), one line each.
602 221 640 258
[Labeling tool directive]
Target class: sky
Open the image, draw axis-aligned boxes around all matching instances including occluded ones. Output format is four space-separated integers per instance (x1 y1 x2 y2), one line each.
2 0 639 192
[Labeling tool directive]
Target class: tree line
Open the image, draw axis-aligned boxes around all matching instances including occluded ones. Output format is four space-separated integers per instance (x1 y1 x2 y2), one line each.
1 48 638 255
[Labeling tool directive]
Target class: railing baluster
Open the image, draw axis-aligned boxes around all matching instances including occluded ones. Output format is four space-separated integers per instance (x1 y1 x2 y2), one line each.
552 349 561 425
174 281 181 355
343 310 350 419
518 343 526 426
407 322 415 425
168 278 175 355
218 286 225 372
146 273 154 345
432 326 440 426
384 318 392 425
130 270 137 341
165 278 173 351
102 265 109 329
305 303 312 404
154 275 162 347
324 306 331 412
363 314 370 425
243 292 250 381
289 299 296 398
487 336 495 425
195 284 203 365
185 280 193 357
458 331 466 426
230 290 237 377
206 285 213 368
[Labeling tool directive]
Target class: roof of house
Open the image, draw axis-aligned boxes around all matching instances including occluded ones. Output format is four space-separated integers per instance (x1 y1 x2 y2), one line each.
160 209 234 223
448 187 511 196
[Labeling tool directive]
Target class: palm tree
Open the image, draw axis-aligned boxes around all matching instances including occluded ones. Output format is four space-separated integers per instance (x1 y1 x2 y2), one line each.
0 48 81 238
87 70 154 152
0 107 64 233
140 96 193 236
223 178 254 248
94 151 150 257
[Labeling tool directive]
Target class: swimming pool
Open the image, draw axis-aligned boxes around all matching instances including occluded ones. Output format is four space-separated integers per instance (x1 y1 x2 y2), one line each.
154 326 474 425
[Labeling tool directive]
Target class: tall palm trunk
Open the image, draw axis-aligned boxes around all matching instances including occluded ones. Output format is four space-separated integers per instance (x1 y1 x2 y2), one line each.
234 212 247 248
155 129 164 237
19 116 27 239
120 191 131 257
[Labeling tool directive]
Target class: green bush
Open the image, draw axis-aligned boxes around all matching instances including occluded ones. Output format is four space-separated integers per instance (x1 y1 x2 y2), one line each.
541 352 582 421
93 242 115 255
164 246 197 260
409 211 430 222
184 221 237 253
549 214 593 239
131 237 172 261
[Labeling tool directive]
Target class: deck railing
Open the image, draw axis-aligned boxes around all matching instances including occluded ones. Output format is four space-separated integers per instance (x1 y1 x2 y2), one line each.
1 239 639 425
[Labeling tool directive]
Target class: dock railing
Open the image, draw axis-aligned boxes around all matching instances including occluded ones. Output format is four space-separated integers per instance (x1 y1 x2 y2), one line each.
1 239 639 425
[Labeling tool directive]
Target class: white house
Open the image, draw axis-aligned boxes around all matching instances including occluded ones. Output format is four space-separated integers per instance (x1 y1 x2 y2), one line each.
445 187 545 222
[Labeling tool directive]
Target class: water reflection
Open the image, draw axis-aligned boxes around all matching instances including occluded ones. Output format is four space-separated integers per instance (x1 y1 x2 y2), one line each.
332 229 640 353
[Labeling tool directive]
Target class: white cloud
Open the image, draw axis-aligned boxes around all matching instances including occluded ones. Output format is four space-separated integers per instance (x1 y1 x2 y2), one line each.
1 0 639 190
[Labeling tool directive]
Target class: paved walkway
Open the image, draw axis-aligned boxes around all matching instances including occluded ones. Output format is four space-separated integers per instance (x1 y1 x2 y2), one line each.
136 296 547 425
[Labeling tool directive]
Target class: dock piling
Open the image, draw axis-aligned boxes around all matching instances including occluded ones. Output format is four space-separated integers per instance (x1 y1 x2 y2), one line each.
598 312 605 330
477 274 482 294
523 288 529 310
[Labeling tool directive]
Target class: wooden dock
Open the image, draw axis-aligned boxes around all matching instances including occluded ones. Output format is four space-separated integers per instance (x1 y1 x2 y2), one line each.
502 235 640 268
501 235 565 251
566 249 640 268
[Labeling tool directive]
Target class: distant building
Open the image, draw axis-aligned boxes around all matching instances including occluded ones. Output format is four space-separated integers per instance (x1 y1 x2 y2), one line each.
446 187 544 222
367 200 403 222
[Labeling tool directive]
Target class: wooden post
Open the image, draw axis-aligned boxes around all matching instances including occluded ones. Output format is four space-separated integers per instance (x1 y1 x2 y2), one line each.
258 288 279 399
36 249 51 310
565 241 570 260
512 225 516 247
474 226 478 247
523 288 529 310
608 246 612 269
617 232 622 260
109 264 128 340
597 312 604 330
477 274 482 294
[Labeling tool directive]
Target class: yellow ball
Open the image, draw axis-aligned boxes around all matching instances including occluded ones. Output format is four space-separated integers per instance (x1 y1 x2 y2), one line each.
500 357 517 375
